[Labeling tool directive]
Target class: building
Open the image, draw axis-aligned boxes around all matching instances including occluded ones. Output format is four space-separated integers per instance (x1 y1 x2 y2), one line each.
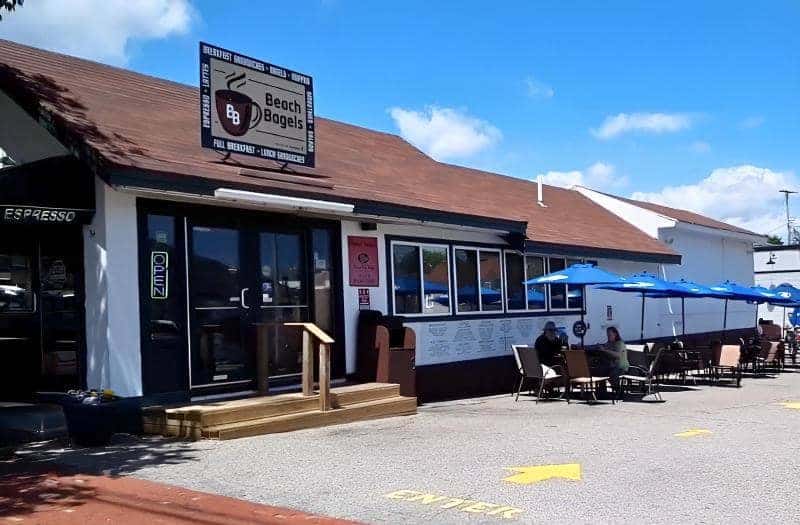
0 39 762 403
754 244 800 328
578 188 765 341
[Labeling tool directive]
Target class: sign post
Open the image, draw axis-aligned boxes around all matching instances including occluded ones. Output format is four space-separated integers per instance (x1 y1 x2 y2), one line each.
200 42 315 167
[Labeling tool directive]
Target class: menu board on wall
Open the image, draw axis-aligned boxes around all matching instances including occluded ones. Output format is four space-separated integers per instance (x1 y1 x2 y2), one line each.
348 236 379 287
406 316 548 366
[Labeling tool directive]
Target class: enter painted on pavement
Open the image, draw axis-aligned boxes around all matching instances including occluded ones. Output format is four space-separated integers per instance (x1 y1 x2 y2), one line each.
384 489 524 520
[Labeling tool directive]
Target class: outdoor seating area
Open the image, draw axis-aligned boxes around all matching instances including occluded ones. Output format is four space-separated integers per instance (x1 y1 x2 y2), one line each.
512 263 800 404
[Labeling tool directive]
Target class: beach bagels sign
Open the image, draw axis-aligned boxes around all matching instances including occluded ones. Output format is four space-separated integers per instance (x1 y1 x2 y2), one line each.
200 42 315 167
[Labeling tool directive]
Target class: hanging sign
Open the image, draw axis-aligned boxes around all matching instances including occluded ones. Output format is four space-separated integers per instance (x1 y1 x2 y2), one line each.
1 206 91 224
150 252 169 299
200 42 315 167
348 236 379 287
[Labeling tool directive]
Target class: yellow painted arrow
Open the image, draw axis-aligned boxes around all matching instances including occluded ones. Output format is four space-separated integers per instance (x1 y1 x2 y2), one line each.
674 429 712 438
503 464 582 485
779 402 800 410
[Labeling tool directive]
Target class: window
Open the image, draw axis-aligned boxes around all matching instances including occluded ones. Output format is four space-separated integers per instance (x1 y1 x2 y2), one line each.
548 257 584 311
504 252 525 311
391 242 451 315
455 247 502 313
549 257 567 309
566 258 584 310
0 249 34 312
504 252 547 312
526 256 547 310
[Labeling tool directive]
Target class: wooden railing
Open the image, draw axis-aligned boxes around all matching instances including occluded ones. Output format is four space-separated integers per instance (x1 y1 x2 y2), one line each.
285 322 335 411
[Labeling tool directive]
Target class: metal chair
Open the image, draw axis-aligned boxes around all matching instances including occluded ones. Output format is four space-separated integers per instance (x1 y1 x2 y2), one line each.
618 346 665 400
711 344 742 387
564 350 614 404
511 345 564 403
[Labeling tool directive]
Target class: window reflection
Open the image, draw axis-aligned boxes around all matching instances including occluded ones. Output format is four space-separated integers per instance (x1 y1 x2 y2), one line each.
422 246 449 314
479 251 502 311
455 249 478 312
0 252 33 312
393 244 421 314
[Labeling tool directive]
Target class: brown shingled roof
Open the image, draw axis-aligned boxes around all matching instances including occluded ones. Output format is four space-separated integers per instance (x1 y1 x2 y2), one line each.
0 39 678 261
612 194 760 236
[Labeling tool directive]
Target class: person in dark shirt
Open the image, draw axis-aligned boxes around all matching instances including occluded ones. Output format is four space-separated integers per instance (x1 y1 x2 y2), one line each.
534 321 563 367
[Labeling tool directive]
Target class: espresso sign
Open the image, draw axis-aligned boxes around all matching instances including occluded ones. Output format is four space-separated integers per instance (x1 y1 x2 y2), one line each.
1 206 90 224
200 42 315 167
151 251 169 300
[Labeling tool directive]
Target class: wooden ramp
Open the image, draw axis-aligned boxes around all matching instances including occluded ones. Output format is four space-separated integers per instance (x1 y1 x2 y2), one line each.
143 383 417 440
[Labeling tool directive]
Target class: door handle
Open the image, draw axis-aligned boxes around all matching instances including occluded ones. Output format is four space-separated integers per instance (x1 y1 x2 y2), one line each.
240 288 250 309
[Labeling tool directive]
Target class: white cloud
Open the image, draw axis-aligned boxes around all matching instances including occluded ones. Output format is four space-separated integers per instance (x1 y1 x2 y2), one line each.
591 112 692 140
537 161 628 190
0 0 196 65
524 77 554 99
630 165 796 239
388 106 502 161
690 140 711 153
740 115 765 129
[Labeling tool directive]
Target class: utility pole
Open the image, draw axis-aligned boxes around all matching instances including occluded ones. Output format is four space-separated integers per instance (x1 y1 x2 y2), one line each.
780 189 797 244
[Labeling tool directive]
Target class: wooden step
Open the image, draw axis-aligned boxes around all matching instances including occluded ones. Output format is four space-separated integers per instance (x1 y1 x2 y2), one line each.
331 382 401 406
202 395 417 440
164 383 402 428
169 394 319 428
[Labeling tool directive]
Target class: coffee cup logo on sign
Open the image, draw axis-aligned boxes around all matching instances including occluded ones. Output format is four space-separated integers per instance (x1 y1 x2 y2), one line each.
214 72 262 136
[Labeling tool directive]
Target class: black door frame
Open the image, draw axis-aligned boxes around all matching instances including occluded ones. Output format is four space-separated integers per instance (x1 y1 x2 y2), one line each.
137 198 345 397
0 225 87 398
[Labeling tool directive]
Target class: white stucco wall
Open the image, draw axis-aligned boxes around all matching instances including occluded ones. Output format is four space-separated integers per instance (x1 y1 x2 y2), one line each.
83 179 142 396
754 247 800 328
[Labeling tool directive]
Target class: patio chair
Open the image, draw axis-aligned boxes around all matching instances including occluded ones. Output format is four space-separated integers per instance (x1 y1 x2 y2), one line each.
511 345 564 402
618 346 665 400
756 341 783 373
711 344 742 387
563 350 615 404
626 344 648 371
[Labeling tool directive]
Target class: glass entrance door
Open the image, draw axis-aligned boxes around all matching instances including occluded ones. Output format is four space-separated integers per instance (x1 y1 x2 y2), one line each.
188 225 254 388
0 228 84 399
187 217 336 393
253 231 308 381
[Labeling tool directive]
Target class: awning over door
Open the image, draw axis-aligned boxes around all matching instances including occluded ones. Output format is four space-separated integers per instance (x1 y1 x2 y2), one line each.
0 155 94 225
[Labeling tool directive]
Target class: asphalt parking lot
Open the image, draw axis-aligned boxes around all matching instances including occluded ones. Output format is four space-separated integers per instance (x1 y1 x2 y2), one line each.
8 368 800 524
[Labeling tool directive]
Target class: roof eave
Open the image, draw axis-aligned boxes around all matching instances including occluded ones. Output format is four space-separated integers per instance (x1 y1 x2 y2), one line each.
524 240 681 265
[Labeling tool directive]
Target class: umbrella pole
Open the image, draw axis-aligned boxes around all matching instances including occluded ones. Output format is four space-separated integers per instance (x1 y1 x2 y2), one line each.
580 284 586 349
783 306 787 339
682 297 686 338
640 292 645 342
722 299 728 343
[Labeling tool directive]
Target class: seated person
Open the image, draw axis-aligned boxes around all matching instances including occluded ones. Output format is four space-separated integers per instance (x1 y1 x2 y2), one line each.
534 321 563 367
597 326 629 381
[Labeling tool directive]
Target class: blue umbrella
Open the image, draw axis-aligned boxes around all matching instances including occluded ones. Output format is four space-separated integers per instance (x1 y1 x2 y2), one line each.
599 272 689 341
525 263 625 347
766 283 800 335
709 280 788 340
669 279 732 337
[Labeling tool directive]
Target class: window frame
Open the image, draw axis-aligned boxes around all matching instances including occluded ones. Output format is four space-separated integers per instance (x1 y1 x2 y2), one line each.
546 256 585 312
503 251 549 313
453 245 504 315
389 240 453 317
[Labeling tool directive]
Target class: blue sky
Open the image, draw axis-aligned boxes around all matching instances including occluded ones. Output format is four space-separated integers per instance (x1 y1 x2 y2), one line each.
1 0 799 236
